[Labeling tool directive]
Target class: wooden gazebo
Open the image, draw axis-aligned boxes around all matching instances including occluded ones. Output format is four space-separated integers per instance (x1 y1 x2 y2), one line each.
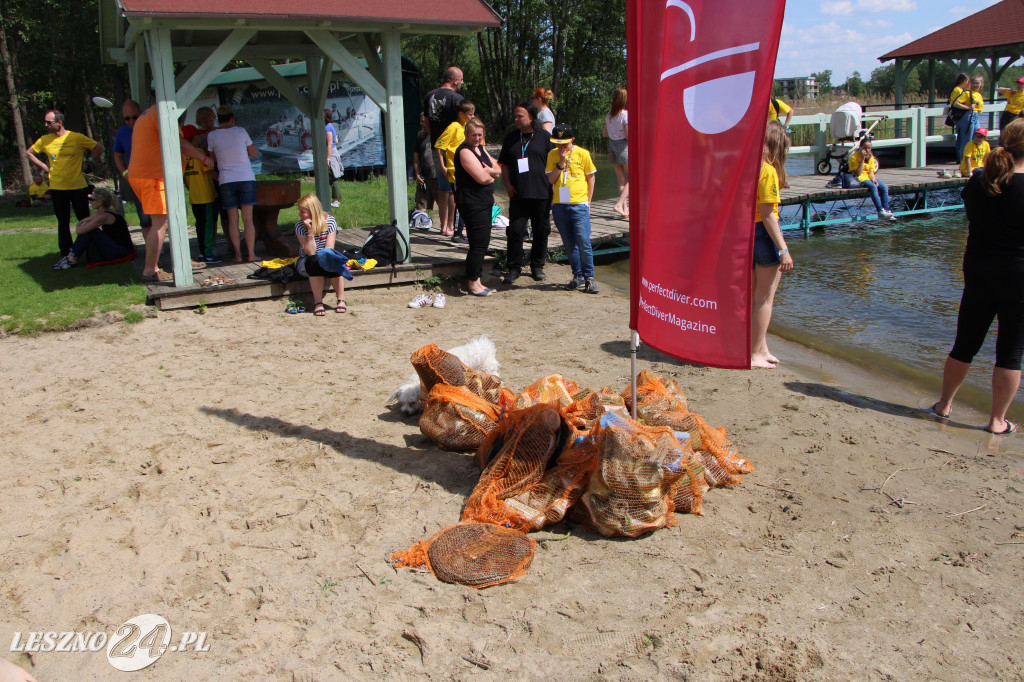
98 0 501 286
878 0 1024 124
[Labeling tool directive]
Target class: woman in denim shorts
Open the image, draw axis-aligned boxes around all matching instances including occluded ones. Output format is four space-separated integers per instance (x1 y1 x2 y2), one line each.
751 121 795 369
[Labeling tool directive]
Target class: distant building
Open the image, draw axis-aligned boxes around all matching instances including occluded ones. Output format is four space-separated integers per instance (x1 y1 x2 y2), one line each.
774 76 818 100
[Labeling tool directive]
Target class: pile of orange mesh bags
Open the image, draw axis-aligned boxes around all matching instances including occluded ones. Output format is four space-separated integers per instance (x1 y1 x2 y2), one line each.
392 345 754 588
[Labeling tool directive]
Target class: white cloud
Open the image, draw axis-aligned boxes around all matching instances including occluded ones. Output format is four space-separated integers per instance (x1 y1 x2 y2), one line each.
776 21 914 80
821 1 854 15
821 0 915 16
859 18 894 28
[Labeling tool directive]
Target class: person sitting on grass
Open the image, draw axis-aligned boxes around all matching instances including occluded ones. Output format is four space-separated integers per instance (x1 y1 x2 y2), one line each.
961 127 991 177
52 188 134 270
294 193 347 316
28 174 51 206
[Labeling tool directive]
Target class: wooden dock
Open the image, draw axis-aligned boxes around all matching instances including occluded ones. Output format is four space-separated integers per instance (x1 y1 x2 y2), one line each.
144 197 631 310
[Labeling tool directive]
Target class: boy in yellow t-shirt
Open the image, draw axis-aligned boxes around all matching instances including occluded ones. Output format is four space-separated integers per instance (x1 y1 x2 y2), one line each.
545 123 599 293
181 125 221 263
434 100 475 243
960 128 991 176
28 174 51 206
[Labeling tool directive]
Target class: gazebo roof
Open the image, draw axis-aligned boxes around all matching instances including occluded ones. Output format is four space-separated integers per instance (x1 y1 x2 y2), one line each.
116 0 501 28
879 0 1024 61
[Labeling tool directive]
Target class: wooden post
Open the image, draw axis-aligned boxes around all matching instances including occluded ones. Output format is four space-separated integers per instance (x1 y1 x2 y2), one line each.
927 59 935 136
382 30 408 259
894 58 904 138
145 28 192 287
306 57 332 207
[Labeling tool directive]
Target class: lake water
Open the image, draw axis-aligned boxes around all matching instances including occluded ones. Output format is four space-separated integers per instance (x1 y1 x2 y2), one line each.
589 156 1021 419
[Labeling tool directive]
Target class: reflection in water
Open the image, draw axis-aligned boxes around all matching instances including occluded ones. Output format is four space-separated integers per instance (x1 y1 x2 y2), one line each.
596 209 1021 417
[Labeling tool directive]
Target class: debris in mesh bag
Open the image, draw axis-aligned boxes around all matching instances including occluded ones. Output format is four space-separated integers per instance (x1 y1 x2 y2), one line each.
623 369 753 487
391 522 536 588
515 374 580 409
464 405 598 531
570 412 706 537
391 355 752 586
419 384 502 453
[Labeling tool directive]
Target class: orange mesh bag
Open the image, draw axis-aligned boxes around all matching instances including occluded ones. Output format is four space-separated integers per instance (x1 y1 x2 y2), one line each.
419 384 501 452
515 374 580 409
411 343 467 391
571 412 702 537
466 405 597 531
391 522 535 588
668 436 710 515
464 367 516 407
677 412 754 487
621 369 691 428
563 387 629 431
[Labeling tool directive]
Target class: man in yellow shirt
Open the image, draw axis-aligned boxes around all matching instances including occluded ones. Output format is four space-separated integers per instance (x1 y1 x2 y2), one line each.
961 127 991 176
434 100 474 243
28 110 104 255
767 97 792 128
997 76 1024 131
545 123 599 293
28 174 50 206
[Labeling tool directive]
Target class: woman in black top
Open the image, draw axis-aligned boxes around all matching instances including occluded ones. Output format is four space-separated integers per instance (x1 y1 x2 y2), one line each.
933 118 1024 434
52 188 134 270
454 117 502 296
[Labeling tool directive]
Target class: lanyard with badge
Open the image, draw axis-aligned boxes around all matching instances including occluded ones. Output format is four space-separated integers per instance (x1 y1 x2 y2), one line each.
558 147 573 203
517 132 531 174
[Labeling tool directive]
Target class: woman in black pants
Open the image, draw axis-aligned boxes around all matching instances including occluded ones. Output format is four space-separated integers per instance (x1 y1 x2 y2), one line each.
454 118 502 296
933 119 1024 434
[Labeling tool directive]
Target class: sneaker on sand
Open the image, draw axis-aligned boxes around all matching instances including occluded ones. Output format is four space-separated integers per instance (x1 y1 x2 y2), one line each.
432 293 446 309
565 276 583 291
583 277 600 294
408 293 433 308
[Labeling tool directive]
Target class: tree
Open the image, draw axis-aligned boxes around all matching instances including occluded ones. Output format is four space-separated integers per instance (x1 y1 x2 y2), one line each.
811 69 832 97
843 71 865 97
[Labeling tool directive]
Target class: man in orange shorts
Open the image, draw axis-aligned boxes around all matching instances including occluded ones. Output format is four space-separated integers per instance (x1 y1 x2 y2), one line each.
128 105 214 281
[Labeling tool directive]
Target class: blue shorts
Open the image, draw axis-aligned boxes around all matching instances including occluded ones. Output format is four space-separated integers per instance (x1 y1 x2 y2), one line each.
219 180 257 209
437 173 453 193
753 221 781 267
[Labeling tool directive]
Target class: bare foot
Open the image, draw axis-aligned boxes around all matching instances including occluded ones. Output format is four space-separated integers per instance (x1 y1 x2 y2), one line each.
751 355 777 369
766 353 779 364
248 257 261 263
233 255 243 263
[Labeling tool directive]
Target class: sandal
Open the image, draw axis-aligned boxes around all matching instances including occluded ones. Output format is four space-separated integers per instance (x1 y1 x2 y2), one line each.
143 269 173 283
336 299 347 313
313 302 326 317
285 301 305 314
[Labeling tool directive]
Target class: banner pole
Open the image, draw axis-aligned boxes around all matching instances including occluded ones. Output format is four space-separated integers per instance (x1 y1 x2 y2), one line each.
630 331 640 420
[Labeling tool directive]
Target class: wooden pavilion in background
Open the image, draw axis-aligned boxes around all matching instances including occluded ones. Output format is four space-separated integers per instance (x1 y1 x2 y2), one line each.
878 0 1024 133
96 0 501 287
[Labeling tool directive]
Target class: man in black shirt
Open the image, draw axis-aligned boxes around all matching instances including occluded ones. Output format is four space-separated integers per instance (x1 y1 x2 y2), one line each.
424 66 465 238
498 102 553 284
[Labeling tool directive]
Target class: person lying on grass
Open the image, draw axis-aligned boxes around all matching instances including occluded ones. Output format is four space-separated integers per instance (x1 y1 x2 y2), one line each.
52 188 134 270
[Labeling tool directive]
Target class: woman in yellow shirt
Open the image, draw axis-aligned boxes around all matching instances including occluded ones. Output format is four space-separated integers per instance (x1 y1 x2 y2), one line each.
952 75 984 161
847 139 895 219
996 76 1024 132
751 121 794 369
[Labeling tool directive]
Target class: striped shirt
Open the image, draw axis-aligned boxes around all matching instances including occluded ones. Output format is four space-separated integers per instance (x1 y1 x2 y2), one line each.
295 215 338 253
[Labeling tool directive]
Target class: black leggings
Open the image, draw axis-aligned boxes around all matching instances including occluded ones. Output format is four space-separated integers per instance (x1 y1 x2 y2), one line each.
51 188 91 255
459 202 492 281
506 196 551 271
950 271 1024 370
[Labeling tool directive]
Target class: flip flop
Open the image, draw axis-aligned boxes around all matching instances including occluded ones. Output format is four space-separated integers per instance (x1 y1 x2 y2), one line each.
930 402 950 419
985 420 1018 435
313 302 326 317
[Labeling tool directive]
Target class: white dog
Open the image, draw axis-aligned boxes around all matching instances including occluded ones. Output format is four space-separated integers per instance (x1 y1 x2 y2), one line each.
390 335 500 415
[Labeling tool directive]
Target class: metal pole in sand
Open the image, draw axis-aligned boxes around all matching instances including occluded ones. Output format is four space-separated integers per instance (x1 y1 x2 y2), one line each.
630 330 640 420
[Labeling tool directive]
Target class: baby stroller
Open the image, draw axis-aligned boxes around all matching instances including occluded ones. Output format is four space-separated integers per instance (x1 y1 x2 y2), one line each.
818 102 887 184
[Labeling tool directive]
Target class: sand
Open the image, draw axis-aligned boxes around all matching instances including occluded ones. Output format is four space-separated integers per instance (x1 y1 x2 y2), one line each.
2 267 1023 680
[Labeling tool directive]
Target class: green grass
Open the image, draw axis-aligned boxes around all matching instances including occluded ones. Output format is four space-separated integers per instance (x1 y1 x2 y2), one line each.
0 231 146 334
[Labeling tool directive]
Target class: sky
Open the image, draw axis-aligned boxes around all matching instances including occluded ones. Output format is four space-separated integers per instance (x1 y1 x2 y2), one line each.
773 0 1008 82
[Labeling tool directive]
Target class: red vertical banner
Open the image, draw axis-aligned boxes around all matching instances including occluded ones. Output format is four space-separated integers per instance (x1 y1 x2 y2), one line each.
627 0 786 369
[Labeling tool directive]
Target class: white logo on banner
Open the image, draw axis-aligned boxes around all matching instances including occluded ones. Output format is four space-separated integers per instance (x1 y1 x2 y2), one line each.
659 0 760 135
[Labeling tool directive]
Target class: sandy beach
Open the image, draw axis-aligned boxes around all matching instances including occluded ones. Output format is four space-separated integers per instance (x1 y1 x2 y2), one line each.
2 268 1023 680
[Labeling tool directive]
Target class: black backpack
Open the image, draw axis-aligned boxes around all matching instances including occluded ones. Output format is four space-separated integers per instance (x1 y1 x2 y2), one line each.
360 223 409 270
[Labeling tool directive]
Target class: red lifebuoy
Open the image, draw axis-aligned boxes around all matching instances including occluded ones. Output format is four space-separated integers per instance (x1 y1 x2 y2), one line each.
300 130 312 150
266 128 282 147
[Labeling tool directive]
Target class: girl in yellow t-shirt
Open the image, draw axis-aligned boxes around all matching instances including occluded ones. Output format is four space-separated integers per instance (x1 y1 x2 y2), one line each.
751 121 793 369
847 139 895 219
997 77 1024 131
